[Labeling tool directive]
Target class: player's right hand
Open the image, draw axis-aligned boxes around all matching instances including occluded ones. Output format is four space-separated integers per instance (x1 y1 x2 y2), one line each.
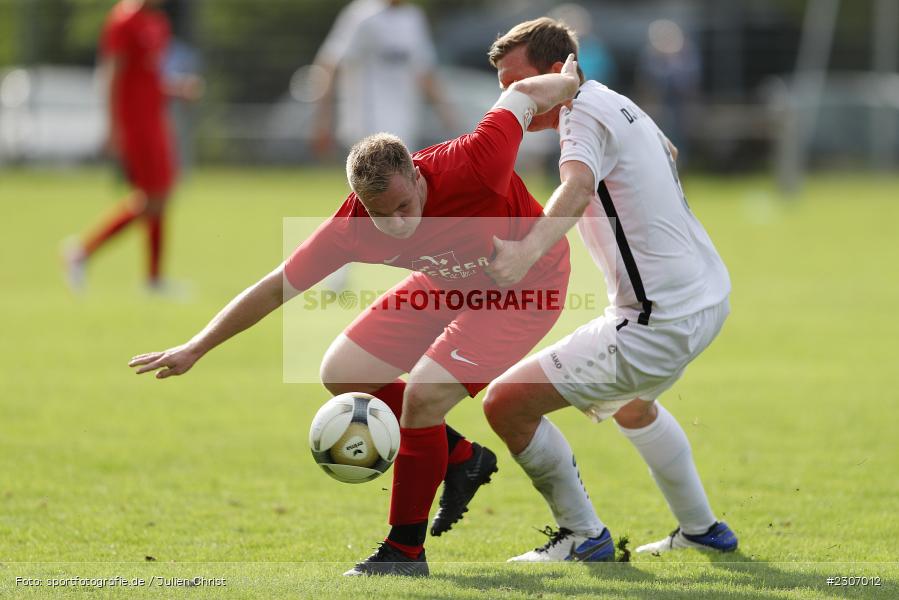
129 343 202 379
486 236 538 287
179 74 205 102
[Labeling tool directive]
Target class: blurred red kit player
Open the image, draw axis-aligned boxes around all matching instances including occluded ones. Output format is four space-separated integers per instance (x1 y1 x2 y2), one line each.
64 0 201 291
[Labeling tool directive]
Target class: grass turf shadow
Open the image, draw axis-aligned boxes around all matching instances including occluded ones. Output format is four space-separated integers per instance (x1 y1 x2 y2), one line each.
419 552 896 599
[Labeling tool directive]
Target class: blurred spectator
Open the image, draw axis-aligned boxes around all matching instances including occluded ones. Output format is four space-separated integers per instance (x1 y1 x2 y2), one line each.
310 0 455 158
164 38 203 172
63 0 202 293
548 3 617 86
636 19 700 164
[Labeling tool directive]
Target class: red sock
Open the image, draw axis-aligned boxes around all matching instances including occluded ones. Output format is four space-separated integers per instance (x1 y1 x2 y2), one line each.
388 423 448 552
372 382 473 465
448 438 474 465
146 213 163 283
83 203 140 256
372 380 406 420
384 538 424 560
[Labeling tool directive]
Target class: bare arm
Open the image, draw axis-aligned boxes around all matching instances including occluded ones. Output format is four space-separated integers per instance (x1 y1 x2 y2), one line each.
101 56 121 155
486 160 596 287
523 160 596 256
310 61 338 158
419 71 457 133
129 265 294 378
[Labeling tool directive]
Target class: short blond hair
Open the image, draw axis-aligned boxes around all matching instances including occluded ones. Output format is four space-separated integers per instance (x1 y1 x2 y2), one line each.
489 17 584 82
346 133 415 199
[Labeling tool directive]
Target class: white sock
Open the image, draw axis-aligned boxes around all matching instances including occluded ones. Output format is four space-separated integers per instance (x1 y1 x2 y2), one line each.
617 403 716 535
514 417 605 538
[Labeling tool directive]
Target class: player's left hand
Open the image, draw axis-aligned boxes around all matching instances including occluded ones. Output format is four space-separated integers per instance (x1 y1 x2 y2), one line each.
486 236 537 288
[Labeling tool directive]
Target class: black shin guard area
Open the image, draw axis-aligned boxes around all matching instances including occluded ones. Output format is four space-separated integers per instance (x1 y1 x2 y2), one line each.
388 522 428 547
445 424 464 454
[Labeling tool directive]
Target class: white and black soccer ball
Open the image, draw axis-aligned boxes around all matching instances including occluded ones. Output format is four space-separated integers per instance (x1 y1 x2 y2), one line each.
308 392 401 484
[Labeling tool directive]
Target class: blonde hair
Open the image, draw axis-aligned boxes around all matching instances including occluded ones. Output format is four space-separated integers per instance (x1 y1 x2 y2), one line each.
346 133 415 199
489 17 584 82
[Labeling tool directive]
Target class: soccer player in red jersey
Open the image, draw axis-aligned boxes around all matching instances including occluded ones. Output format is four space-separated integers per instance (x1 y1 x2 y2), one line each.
64 0 201 291
129 57 581 576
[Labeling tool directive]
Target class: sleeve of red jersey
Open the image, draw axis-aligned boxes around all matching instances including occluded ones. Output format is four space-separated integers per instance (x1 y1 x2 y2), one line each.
100 16 127 57
459 108 524 196
282 197 359 292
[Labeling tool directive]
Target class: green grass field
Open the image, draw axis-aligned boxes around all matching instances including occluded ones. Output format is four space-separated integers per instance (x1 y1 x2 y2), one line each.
1 167 897 599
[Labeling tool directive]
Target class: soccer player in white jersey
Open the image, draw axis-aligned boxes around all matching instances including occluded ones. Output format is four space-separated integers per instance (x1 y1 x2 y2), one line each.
482 18 738 561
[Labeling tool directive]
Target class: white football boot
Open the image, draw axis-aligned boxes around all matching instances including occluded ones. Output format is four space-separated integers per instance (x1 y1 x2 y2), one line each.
636 522 738 554
508 526 615 562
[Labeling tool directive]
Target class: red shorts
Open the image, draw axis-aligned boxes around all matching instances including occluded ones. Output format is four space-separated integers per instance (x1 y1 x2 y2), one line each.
344 273 568 396
119 120 176 197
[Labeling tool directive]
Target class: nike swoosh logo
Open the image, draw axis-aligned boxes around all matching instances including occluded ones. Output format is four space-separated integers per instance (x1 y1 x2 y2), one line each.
450 349 478 366
383 255 401 264
568 536 612 561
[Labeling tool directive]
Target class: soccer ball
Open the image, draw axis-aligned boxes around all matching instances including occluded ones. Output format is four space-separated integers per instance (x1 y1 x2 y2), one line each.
308 392 401 484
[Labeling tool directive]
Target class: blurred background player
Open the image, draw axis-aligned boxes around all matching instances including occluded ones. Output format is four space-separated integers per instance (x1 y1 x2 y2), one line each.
311 0 455 157
63 0 201 292
484 18 737 561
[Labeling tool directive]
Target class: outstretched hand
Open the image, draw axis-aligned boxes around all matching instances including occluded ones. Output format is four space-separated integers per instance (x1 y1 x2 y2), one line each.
129 343 202 379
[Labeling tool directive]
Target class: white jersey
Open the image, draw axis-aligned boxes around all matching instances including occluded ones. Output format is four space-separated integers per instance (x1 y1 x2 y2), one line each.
559 80 730 324
316 0 437 149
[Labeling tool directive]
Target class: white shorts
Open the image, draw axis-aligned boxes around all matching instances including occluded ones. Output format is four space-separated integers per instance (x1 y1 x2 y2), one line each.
536 300 730 422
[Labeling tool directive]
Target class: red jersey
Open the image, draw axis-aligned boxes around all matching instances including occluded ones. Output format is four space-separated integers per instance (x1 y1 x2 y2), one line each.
101 2 170 136
284 109 570 292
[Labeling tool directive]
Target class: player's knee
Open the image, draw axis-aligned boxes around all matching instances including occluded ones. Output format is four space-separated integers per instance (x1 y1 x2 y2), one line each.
482 386 504 424
402 381 452 425
482 383 517 432
613 398 657 429
402 382 431 418
319 357 351 394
